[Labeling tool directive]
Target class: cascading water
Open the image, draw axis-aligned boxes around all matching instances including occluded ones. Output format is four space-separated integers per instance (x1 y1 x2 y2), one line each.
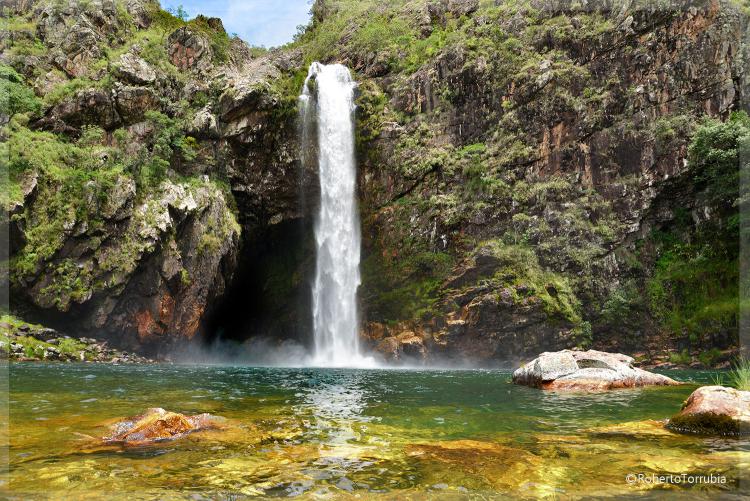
300 62 373 367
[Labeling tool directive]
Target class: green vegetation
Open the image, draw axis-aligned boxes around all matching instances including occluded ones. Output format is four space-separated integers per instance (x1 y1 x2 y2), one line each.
667 412 741 436
339 1 627 329
361 251 454 324
3 117 125 272
0 65 41 117
0 313 42 330
134 111 198 189
717 357 750 391
668 349 692 366
0 0 246 306
0 314 91 360
697 348 722 368
601 280 644 328
480 241 582 326
645 112 748 343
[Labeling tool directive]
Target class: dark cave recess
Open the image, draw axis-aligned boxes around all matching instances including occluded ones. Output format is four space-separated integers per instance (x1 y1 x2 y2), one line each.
202 217 316 347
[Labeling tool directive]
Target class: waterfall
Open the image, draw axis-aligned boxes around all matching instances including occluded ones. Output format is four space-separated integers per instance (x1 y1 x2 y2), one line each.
300 62 373 367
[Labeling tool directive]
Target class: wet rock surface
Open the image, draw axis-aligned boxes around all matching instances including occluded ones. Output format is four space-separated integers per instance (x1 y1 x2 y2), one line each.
512 350 681 390
667 385 750 436
104 407 223 444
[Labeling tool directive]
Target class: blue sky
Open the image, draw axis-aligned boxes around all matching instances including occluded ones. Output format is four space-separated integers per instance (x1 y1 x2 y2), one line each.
160 0 312 48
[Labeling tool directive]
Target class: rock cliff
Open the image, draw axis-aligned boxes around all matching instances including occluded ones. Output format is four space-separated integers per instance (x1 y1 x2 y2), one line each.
3 0 311 354
2 0 746 364
298 0 747 364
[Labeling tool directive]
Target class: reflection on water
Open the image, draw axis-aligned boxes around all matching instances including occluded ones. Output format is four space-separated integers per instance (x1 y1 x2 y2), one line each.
6 364 750 499
292 371 382 494
299 371 371 441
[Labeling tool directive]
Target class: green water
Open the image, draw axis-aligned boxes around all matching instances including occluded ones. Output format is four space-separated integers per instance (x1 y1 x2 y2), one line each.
5 363 749 499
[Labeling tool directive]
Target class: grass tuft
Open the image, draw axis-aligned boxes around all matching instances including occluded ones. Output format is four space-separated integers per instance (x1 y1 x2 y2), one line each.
726 357 750 391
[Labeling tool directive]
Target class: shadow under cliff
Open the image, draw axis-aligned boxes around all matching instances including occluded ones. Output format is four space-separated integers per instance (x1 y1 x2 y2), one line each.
201 217 316 350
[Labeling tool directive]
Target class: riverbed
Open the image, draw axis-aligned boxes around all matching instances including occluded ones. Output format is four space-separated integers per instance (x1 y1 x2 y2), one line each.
6 364 749 498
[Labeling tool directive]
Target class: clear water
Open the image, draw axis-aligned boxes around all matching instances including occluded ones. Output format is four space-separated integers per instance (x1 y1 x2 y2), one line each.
300 63 372 368
6 363 749 499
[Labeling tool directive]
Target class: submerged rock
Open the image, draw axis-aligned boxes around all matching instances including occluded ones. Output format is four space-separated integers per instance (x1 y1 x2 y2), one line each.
512 350 680 390
667 386 750 436
104 408 222 445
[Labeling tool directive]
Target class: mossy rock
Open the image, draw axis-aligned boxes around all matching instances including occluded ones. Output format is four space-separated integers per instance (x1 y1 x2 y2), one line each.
666 412 742 437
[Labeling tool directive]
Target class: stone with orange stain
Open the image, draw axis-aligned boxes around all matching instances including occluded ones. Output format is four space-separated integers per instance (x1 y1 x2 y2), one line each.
103 408 223 445
168 27 211 72
135 309 161 342
159 293 175 325
362 322 388 342
667 385 750 436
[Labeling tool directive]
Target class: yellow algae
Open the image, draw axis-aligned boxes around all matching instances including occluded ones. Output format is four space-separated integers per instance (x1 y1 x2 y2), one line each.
584 419 677 436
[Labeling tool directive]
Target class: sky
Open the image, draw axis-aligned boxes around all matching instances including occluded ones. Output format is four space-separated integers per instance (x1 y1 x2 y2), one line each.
160 0 313 48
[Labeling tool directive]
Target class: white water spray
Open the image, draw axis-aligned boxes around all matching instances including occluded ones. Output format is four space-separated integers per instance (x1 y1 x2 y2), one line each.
300 62 374 367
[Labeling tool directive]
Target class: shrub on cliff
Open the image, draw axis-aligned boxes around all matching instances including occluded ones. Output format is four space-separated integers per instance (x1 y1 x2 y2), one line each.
0 65 41 117
646 112 749 345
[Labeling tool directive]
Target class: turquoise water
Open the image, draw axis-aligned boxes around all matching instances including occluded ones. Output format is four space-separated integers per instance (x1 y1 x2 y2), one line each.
6 364 749 499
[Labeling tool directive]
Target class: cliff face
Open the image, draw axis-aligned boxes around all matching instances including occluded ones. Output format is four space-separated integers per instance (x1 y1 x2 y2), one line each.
3 0 747 364
295 0 747 364
3 0 312 354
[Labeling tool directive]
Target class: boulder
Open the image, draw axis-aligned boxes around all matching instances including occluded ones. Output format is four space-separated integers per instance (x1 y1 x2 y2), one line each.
374 331 427 363
188 106 220 139
362 322 388 343
512 350 681 390
103 407 222 445
51 24 102 77
115 52 157 85
31 327 59 342
218 56 281 122
667 386 750 436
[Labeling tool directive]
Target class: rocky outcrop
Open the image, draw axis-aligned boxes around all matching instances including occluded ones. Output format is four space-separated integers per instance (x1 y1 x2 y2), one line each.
1 319 153 363
168 27 212 72
512 350 681 390
32 0 140 77
667 386 750 436
365 323 428 363
114 52 157 85
6 0 310 355
353 0 745 363
217 53 314 227
113 84 158 123
12 178 240 355
36 88 121 133
5 0 745 363
104 407 223 444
